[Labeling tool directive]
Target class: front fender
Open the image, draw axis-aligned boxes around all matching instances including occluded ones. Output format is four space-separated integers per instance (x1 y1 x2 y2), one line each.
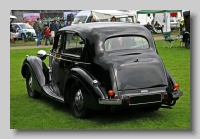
21 56 46 89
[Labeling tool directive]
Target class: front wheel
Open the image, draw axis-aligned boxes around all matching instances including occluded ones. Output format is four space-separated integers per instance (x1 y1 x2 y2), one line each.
185 34 190 49
70 81 88 118
26 69 41 98
21 33 26 41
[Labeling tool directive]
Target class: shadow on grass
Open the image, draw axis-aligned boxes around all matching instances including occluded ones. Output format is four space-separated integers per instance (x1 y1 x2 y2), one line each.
37 94 167 123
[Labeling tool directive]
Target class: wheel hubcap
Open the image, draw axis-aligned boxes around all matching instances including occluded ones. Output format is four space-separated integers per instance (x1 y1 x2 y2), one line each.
28 76 33 90
74 89 84 110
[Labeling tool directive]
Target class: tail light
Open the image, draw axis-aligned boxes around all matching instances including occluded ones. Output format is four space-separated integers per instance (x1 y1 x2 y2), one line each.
173 83 179 92
108 90 115 97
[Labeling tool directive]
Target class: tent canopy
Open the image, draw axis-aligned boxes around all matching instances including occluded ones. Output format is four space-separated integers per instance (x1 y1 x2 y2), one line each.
92 10 135 22
137 10 182 14
136 10 182 33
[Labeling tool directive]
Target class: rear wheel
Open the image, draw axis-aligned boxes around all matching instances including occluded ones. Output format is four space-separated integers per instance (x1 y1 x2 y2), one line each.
70 81 88 118
185 34 190 49
26 69 41 98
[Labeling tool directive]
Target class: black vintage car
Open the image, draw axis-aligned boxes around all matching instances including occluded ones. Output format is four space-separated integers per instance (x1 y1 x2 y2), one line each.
21 22 183 118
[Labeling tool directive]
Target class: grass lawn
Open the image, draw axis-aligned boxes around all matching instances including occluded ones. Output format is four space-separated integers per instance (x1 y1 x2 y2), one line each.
10 40 190 129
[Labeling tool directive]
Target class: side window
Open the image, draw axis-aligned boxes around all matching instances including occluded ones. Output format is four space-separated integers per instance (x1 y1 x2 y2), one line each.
53 33 63 53
12 24 18 30
64 32 85 56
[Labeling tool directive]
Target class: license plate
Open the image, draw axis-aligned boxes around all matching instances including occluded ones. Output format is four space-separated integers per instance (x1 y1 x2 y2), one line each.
129 93 162 105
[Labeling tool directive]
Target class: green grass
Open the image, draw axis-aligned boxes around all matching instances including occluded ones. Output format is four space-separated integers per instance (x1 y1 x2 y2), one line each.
10 41 190 130
10 40 38 47
152 30 179 37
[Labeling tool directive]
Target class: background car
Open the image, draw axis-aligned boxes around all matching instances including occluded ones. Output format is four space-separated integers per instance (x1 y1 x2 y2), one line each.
11 23 37 40
170 17 180 30
10 15 18 40
42 19 65 29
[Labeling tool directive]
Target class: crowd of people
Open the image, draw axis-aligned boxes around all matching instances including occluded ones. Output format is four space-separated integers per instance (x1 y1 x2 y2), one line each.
31 16 118 46
32 18 63 46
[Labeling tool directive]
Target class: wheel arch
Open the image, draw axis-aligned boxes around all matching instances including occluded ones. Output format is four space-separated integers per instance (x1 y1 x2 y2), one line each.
63 68 106 110
21 56 46 93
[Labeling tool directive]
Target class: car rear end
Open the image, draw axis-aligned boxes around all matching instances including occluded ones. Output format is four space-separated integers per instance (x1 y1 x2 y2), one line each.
98 35 183 110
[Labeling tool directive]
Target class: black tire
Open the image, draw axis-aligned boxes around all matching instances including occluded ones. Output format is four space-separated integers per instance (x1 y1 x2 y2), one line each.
26 69 41 98
70 81 88 118
185 34 190 49
21 33 26 41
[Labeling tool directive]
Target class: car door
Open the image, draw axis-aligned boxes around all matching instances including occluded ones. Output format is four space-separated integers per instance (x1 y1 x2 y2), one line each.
51 31 85 96
58 32 85 96
51 31 65 95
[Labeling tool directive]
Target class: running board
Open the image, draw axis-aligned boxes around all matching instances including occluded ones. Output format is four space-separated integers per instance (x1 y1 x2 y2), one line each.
42 85 64 102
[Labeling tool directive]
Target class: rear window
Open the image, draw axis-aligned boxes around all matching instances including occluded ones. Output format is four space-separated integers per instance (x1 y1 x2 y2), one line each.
104 36 149 51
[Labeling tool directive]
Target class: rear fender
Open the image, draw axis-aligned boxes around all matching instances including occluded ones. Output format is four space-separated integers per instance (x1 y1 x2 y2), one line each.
21 56 46 92
165 70 183 100
64 68 106 110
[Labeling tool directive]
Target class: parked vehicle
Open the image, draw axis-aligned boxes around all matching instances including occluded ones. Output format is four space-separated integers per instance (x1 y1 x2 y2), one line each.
21 22 183 118
72 10 135 24
10 15 18 40
42 19 65 29
170 17 180 30
181 11 190 49
11 23 37 40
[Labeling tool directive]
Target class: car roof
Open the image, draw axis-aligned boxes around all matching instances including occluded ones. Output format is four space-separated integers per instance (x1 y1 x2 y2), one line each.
59 22 152 40
11 23 28 24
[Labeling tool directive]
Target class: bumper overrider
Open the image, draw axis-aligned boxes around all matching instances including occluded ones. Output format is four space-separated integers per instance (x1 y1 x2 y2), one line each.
171 90 183 98
98 91 183 106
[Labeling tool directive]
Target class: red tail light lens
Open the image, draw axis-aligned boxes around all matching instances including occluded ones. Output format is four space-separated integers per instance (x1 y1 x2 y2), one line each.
108 90 115 97
174 83 179 92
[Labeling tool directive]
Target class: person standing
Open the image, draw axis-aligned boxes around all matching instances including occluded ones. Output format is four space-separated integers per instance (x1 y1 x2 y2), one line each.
66 21 72 45
33 18 43 46
50 19 59 44
44 26 51 45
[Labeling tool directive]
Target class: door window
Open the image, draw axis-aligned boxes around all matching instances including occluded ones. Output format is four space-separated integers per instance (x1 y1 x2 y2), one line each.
64 33 85 56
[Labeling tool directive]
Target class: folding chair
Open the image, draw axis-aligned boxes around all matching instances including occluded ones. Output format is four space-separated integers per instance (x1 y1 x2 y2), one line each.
162 32 178 48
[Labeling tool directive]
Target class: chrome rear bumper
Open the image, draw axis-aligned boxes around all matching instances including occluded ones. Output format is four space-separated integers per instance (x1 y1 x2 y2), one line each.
99 98 122 105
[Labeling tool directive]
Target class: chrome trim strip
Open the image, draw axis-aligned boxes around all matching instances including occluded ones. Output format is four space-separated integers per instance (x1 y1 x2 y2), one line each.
127 91 164 97
129 101 162 106
53 55 91 65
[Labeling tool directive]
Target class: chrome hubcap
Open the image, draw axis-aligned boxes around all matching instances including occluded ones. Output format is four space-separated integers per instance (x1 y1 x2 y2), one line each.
74 89 84 110
28 76 33 90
